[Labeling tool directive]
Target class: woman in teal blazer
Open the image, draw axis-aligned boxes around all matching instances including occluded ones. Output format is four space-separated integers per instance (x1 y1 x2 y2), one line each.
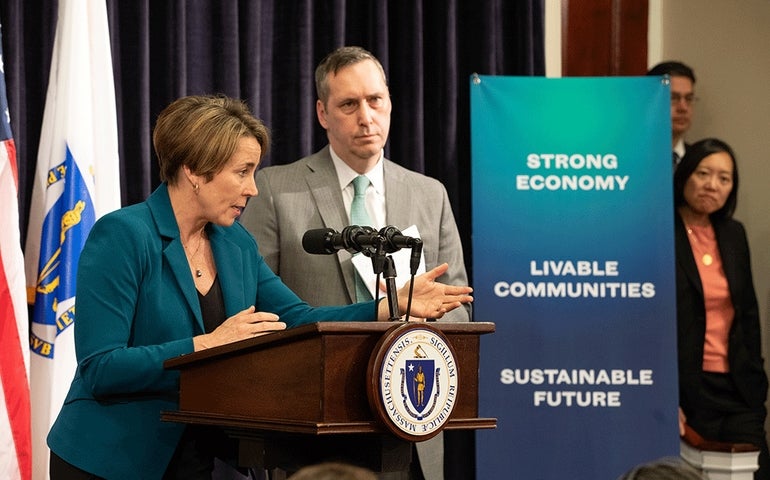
47 95 472 480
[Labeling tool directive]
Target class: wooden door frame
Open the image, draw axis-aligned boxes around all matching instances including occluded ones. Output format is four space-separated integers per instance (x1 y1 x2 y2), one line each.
561 0 648 76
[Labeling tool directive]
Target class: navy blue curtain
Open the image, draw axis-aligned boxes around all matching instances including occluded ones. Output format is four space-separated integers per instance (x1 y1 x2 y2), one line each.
1 1 543 477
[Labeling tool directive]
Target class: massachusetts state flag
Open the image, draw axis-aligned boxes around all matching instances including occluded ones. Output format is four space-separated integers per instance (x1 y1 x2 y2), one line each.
23 1 120 478
0 21 32 480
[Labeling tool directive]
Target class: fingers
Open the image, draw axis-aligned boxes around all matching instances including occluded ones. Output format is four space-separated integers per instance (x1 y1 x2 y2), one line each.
442 285 473 295
440 287 473 310
422 262 450 280
427 295 472 318
226 308 285 338
252 321 287 337
250 311 280 322
237 305 257 315
437 301 465 315
411 298 449 319
246 311 284 336
198 308 286 350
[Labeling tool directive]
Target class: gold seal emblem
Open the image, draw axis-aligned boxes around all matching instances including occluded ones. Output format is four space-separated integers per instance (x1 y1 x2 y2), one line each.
367 323 459 441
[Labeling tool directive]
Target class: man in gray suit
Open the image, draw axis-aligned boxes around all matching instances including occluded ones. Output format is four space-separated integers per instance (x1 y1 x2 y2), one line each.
240 46 469 480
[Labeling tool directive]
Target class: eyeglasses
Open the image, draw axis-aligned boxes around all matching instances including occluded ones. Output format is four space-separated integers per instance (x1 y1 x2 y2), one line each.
671 93 698 106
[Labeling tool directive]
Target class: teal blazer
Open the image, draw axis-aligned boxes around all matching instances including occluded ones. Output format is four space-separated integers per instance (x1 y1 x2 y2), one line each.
47 184 374 479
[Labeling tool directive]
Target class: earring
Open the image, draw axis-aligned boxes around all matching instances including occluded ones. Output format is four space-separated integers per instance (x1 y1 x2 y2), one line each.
193 183 200 195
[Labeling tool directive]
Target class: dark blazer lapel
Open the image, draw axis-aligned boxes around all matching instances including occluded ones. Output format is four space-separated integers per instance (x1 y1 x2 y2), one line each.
209 225 246 317
147 185 205 332
714 220 741 300
675 214 703 297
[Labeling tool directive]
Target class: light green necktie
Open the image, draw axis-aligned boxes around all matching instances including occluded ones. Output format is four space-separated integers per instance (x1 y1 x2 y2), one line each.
351 175 373 302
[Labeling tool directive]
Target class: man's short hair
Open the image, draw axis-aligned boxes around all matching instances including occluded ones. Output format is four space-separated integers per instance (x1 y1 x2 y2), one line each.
647 61 696 84
314 46 387 105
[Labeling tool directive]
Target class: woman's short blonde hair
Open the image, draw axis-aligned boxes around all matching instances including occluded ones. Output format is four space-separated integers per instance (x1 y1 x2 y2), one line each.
153 95 270 184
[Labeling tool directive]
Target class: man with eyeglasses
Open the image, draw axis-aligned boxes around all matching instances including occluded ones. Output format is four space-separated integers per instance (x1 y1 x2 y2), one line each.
647 61 697 167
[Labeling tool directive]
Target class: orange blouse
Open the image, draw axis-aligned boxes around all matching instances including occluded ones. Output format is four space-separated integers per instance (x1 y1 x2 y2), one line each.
687 224 734 373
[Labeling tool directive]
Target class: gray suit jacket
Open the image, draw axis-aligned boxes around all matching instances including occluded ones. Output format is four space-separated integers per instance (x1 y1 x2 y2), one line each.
241 146 470 323
240 146 470 480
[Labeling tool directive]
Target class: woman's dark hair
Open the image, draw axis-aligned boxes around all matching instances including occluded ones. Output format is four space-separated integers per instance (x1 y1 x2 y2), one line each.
673 137 738 220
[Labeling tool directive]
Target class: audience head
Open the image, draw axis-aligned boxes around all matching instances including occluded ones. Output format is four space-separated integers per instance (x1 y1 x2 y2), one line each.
153 95 270 184
674 137 738 221
617 456 703 480
647 61 697 145
287 461 378 480
648 61 696 84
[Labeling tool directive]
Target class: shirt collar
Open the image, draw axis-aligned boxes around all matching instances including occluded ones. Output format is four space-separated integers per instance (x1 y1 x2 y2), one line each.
673 138 686 160
329 146 385 194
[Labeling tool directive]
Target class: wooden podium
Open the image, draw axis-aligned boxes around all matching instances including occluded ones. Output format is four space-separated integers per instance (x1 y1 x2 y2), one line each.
162 321 495 473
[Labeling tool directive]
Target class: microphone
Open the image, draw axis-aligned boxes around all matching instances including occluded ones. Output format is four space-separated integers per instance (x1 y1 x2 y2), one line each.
302 226 383 255
379 226 423 275
378 226 420 253
408 238 423 276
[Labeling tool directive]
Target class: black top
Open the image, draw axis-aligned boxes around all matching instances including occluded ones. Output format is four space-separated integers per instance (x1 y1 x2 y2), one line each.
198 275 225 333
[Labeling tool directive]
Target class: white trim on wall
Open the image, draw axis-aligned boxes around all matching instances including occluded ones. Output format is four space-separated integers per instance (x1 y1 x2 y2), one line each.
544 0 562 77
647 0 663 68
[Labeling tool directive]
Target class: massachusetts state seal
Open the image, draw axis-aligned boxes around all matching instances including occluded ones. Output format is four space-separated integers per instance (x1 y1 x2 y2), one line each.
367 323 459 441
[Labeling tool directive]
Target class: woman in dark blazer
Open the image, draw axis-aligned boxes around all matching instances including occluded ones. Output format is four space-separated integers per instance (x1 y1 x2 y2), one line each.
675 138 769 480
46 95 473 480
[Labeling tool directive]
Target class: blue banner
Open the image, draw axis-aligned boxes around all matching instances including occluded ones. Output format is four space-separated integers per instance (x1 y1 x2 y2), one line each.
471 76 678 479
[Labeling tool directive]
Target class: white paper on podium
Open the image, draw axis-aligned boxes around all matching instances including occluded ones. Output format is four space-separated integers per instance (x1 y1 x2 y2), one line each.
351 225 426 298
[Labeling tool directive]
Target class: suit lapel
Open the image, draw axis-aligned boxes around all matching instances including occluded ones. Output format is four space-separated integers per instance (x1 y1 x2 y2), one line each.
147 185 205 332
305 148 357 300
675 214 703 296
384 160 411 228
209 225 246 317
305 149 348 230
714 220 740 301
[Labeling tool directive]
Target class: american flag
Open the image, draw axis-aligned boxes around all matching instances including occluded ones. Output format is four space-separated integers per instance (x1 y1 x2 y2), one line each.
0 20 32 480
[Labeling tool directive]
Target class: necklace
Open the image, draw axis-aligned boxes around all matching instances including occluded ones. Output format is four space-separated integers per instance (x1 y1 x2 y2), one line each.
686 224 715 267
183 229 206 278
